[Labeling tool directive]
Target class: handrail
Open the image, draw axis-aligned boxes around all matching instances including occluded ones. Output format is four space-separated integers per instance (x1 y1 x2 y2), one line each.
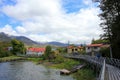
65 54 120 80
99 59 106 80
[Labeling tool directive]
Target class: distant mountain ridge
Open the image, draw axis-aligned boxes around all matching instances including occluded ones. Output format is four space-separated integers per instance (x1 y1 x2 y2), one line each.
47 41 68 46
0 32 38 45
0 32 11 42
0 32 68 46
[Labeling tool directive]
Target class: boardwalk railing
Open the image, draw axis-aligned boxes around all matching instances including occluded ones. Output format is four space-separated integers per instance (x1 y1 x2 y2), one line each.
98 59 106 80
65 54 120 80
104 57 120 68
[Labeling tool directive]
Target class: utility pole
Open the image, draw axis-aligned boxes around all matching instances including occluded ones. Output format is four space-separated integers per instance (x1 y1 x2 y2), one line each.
68 41 70 47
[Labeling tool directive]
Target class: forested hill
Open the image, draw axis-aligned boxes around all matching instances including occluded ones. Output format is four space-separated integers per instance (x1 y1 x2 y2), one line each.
0 32 38 45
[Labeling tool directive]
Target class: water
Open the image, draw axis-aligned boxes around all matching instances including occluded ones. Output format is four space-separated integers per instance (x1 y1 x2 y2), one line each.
0 61 75 80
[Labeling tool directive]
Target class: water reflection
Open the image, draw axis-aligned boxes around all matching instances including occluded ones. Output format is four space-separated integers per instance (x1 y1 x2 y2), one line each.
0 61 75 80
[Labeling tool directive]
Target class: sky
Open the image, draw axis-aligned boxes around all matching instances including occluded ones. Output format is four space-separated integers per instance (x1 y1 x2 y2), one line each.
0 0 102 44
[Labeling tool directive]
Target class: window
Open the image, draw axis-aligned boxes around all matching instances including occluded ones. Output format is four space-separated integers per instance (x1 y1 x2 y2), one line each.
75 49 78 51
72 49 74 52
87 47 90 49
94 47 98 49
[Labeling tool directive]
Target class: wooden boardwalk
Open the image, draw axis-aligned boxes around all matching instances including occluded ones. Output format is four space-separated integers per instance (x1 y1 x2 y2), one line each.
105 64 120 80
65 54 120 80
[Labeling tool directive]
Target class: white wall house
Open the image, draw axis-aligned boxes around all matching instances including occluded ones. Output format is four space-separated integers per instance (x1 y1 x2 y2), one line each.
26 48 45 56
86 44 103 56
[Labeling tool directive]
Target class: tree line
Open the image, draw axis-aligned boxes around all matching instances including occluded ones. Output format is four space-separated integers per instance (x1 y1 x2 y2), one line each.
94 0 120 59
0 39 26 58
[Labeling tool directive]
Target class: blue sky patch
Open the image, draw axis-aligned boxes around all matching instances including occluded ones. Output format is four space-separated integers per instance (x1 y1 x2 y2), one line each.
62 0 91 13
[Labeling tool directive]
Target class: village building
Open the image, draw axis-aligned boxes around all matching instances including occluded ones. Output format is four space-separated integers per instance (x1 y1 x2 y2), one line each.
67 46 84 54
86 44 109 56
26 47 45 56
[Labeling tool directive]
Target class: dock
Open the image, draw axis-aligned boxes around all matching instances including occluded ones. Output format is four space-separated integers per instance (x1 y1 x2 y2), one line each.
60 64 85 75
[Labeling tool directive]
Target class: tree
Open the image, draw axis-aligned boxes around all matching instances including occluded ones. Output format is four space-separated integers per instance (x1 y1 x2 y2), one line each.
11 39 26 55
0 41 11 57
57 47 67 53
91 39 109 44
100 47 110 57
44 45 52 61
94 0 120 58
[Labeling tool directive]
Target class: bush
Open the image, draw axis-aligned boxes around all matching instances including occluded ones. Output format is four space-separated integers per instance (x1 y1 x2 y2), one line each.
54 54 64 63
73 68 95 80
100 47 110 57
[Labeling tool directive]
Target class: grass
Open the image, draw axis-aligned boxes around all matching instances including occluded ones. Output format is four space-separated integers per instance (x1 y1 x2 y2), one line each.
49 55 96 80
0 56 23 62
24 54 96 80
27 57 44 63
51 58 80 70
73 68 96 80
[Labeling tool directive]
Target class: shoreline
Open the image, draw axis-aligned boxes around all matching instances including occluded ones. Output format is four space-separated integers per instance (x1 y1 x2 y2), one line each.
0 56 26 63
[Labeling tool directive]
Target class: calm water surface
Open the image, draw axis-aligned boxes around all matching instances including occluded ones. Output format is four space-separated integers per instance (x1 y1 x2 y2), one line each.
0 61 75 80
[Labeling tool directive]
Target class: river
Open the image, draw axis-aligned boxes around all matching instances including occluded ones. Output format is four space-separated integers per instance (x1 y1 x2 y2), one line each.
0 61 75 80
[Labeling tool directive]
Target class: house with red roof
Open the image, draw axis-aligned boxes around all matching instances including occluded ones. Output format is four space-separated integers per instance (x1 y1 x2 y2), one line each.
67 45 84 54
26 47 45 56
86 44 105 56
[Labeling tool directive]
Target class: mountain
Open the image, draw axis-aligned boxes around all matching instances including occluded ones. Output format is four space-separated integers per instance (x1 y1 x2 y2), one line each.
0 32 38 45
0 32 11 42
15 36 38 45
0 32 68 46
47 41 68 46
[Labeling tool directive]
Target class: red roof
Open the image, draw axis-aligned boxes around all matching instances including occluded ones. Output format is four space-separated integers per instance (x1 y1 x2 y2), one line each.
78 46 83 49
87 44 103 47
28 48 45 52
67 46 83 49
67 46 74 49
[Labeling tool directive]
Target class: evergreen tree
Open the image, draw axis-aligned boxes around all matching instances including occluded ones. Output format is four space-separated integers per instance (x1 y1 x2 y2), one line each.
94 0 120 58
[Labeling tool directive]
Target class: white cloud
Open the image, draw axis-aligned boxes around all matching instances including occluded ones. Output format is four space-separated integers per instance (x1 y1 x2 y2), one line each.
1 0 102 44
83 0 92 6
0 24 18 35
16 26 26 34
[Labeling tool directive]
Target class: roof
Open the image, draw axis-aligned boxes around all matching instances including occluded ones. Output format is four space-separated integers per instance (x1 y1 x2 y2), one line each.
67 46 74 49
78 46 84 49
87 44 103 47
67 46 83 49
28 48 45 52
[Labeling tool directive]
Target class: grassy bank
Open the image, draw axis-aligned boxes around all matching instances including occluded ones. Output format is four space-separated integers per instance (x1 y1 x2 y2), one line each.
0 56 25 62
27 57 44 64
49 55 96 80
27 55 96 80
50 57 80 70
73 68 96 80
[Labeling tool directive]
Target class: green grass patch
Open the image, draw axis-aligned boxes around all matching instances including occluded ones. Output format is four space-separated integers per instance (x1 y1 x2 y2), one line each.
73 68 96 80
51 58 80 70
0 56 22 59
27 57 43 62
0 56 23 62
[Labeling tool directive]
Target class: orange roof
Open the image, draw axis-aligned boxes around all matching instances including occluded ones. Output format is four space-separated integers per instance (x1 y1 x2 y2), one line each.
28 48 45 52
67 46 83 49
78 46 83 48
67 46 74 49
87 44 103 47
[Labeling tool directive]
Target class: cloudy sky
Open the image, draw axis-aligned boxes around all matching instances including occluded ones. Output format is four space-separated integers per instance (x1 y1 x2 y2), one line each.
0 0 102 44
